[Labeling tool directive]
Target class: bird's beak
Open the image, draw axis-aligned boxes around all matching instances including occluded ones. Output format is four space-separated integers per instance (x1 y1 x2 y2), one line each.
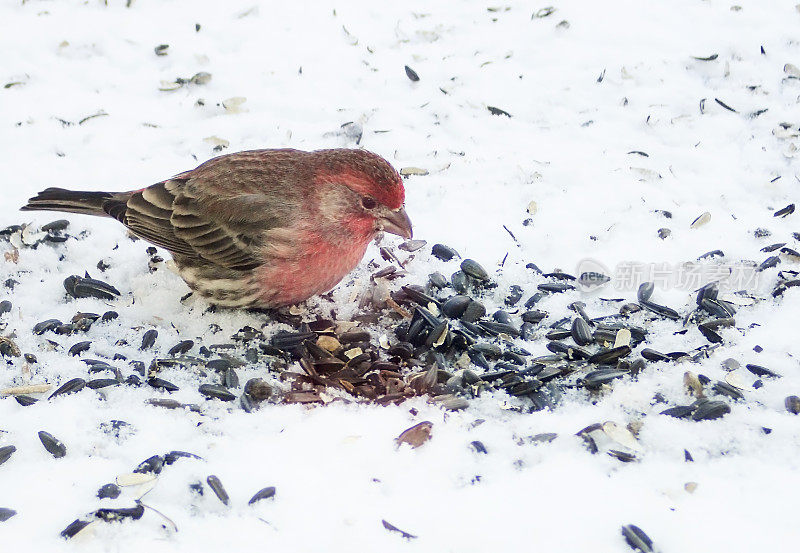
379 206 413 239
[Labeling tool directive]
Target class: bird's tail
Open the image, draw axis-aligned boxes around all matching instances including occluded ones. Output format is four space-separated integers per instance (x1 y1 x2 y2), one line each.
20 187 115 217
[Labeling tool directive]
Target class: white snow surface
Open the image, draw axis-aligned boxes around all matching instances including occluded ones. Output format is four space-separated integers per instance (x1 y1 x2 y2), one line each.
1 0 800 551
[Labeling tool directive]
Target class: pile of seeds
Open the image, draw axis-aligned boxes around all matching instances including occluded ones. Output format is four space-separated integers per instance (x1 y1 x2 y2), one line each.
1 217 800 541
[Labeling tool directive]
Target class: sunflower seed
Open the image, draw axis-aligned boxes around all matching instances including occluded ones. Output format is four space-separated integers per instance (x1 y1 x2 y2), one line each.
774 203 795 217
396 421 433 448
786 395 800 414
38 430 66 458
571 317 593 345
199 384 236 401
97 483 121 499
0 508 17 522
49 378 86 399
0 445 16 466
206 475 229 505
745 363 779 378
64 275 120 300
431 244 459 261
461 259 489 281
690 212 711 228
621 524 654 552
140 329 158 350
248 486 276 504
692 400 730 421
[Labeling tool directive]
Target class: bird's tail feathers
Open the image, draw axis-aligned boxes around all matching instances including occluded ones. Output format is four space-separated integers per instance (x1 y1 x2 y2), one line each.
20 187 115 217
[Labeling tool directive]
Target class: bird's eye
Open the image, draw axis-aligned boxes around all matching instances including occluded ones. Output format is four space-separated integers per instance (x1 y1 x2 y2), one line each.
361 197 377 210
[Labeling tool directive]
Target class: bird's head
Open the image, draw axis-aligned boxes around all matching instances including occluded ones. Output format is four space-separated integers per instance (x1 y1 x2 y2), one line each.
312 149 413 241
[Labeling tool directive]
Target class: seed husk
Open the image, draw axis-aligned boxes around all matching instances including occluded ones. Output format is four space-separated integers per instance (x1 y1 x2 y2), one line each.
0 445 16 466
745 364 780 378
660 405 694 418
97 483 121 499
49 378 86 399
64 274 120 300
140 329 158 350
382 519 417 539
690 212 711 228
206 475 229 505
248 486 277 505
199 384 236 401
38 430 67 458
786 395 800 414
621 524 654 553
691 399 730 421
0 508 17 522
396 421 433 448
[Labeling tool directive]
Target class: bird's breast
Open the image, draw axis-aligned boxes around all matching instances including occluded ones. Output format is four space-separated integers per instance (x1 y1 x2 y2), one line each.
257 229 372 307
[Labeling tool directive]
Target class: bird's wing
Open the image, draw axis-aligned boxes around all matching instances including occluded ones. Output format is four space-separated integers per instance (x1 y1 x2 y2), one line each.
110 151 308 271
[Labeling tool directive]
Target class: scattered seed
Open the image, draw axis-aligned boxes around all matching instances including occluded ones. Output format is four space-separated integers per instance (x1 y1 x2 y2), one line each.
206 475 229 505
396 421 433 448
38 430 67 458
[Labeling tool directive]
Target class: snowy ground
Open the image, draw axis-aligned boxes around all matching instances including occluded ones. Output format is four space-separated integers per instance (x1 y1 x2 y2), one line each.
2 0 800 551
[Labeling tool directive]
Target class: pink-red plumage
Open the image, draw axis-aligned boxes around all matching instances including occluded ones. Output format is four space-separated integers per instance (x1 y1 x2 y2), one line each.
21 148 412 308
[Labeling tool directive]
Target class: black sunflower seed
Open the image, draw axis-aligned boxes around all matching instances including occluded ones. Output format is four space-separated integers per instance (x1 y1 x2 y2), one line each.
537 282 575 293
774 203 795 217
587 346 631 365
68 341 91 356
745 364 780 378
60 518 92 539
698 324 723 343
0 445 16 466
15 395 38 406
691 400 730 421
404 65 420 82
223 368 240 389
0 508 17 522
401 285 440 308
164 450 202 465
505 284 524 306
0 300 11 316
637 282 654 302
101 310 119 321
712 381 744 401
571 318 592 345
757 255 780 272
431 243 459 261
621 524 654 553
140 329 158 350
786 396 800 415
49 378 86 399
640 300 680 320
147 377 179 392
86 378 120 389
460 259 488 281
94 505 144 522
63 275 120 300
660 405 695 418
33 319 61 334
248 486 277 505
199 384 236 401
134 454 165 474
641 348 670 362
206 475 229 505
761 242 786 253
428 272 448 289
38 430 66 458
461 300 486 323
168 340 194 355
582 369 629 390
97 483 121 499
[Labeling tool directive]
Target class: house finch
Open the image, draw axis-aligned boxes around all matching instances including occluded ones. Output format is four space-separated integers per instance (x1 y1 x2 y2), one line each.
21 148 413 308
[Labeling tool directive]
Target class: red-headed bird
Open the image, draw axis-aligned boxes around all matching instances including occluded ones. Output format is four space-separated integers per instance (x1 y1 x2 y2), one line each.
21 148 413 308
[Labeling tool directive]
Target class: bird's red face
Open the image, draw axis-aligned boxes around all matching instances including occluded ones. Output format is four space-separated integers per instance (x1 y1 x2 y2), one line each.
313 149 413 241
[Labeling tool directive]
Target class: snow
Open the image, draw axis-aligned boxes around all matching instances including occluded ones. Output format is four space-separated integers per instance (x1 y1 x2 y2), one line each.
2 0 800 551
